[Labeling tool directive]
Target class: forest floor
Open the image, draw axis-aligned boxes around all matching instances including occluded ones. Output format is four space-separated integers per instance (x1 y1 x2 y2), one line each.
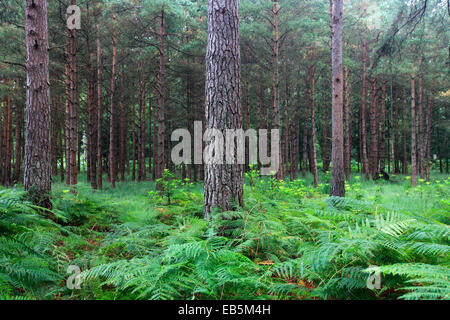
1 169 449 300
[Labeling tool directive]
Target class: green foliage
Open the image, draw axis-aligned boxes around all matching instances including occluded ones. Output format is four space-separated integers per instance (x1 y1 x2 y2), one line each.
1 173 448 300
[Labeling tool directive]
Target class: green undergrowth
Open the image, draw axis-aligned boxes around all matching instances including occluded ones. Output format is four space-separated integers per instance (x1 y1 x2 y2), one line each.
1 170 449 300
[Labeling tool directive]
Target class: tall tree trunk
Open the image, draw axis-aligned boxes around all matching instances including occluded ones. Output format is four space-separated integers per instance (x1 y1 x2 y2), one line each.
138 62 146 182
109 11 118 189
13 96 23 182
344 66 352 181
51 96 58 177
66 0 78 190
3 96 12 186
361 40 369 180
417 55 425 179
322 104 329 173
119 73 126 182
131 80 136 181
401 88 408 174
204 0 243 218
393 87 400 173
86 2 97 189
24 0 51 208
369 77 378 180
272 0 283 181
425 97 433 181
310 65 318 188
96 22 103 189
156 9 166 189
330 0 345 197
379 78 386 171
411 62 417 187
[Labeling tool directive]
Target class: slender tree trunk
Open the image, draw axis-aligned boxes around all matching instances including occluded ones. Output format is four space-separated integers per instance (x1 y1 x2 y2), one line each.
417 55 425 179
13 96 23 183
156 9 166 189
310 65 318 188
24 0 51 208
86 2 97 189
138 64 146 182
119 74 126 182
96 22 103 189
272 0 283 181
401 88 408 174
3 96 12 186
131 80 136 181
330 0 345 197
204 0 243 217
109 11 118 189
425 97 433 181
51 96 58 177
393 87 400 173
379 78 386 171
411 63 417 187
322 103 329 173
66 0 78 190
344 67 352 180
369 77 378 180
361 40 369 180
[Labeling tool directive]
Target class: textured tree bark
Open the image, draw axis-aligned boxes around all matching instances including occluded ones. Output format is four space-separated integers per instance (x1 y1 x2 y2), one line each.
204 0 244 218
379 78 386 171
322 103 329 173
401 88 408 174
152 85 157 181
109 11 118 189
24 0 52 208
369 77 378 180
51 95 58 177
137 60 146 182
156 9 166 189
2 96 12 186
310 65 319 188
290 83 298 180
66 0 78 191
410 63 417 187
131 80 136 181
86 2 97 189
344 67 352 181
330 0 345 197
13 94 23 183
393 87 400 173
59 119 64 182
425 97 433 181
271 0 284 181
417 55 425 179
148 80 153 176
361 40 369 180
96 22 103 189
119 73 126 182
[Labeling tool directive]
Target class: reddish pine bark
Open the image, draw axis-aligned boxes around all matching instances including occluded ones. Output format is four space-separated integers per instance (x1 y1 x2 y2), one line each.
411 63 417 187
24 0 52 208
379 78 387 171
271 1 283 181
13 94 24 182
344 67 352 180
310 65 318 188
96 22 103 189
401 88 408 174
361 40 369 180
369 77 378 180
109 11 118 189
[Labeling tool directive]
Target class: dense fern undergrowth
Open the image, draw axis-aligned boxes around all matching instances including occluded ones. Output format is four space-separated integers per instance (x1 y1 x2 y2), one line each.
0 169 449 300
